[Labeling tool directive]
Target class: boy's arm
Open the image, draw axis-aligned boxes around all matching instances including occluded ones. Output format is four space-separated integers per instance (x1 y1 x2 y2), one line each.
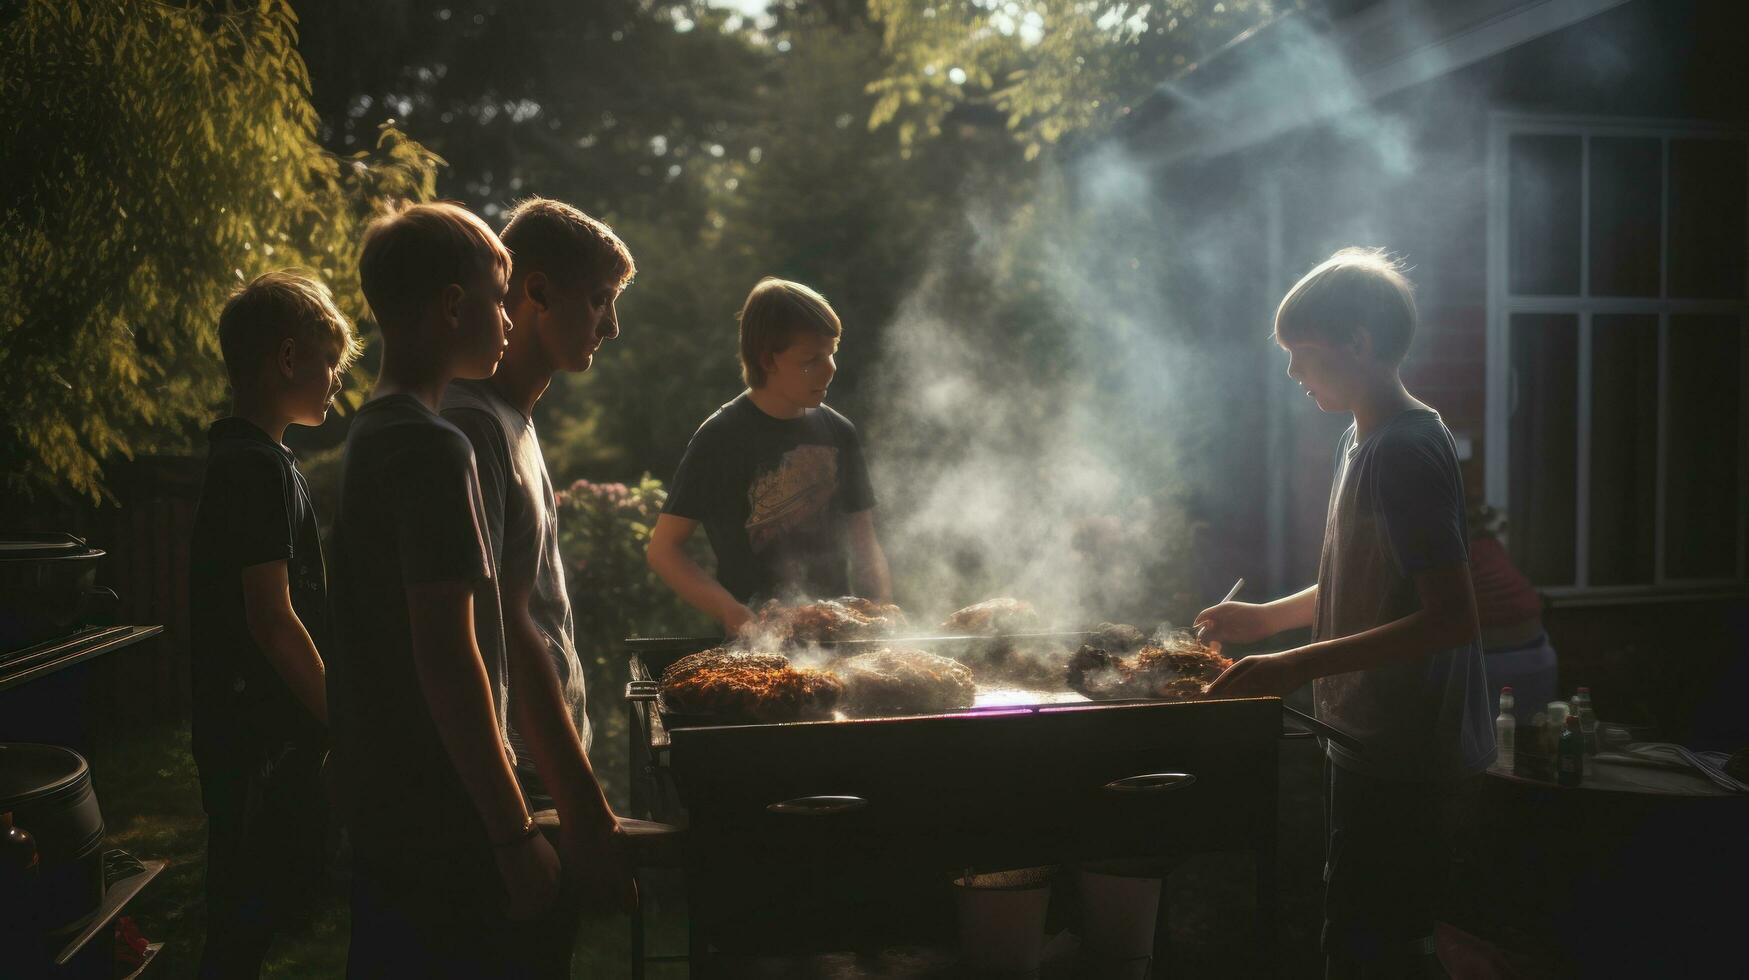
646 514 755 634
846 510 892 603
406 580 558 918
1206 565 1477 698
1195 584 1317 644
500 572 634 914
240 560 326 725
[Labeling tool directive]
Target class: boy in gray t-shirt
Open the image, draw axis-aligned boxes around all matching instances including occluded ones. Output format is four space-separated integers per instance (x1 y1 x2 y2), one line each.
440 196 638 920
1198 248 1493 977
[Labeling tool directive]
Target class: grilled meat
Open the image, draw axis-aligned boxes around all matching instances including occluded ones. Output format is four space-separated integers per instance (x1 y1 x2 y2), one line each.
834 648 977 715
1066 631 1233 701
940 597 1039 635
1090 622 1147 652
660 648 844 722
756 597 908 644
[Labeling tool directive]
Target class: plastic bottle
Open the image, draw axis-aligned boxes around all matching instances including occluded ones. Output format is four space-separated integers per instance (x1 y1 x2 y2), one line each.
1573 687 1599 755
1557 715 1584 786
1494 687 1517 773
1545 701 1570 759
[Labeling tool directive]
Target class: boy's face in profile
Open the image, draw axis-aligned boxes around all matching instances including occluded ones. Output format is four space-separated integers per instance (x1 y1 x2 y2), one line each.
761 332 838 408
286 340 344 428
533 274 622 374
1279 333 1366 415
453 267 513 380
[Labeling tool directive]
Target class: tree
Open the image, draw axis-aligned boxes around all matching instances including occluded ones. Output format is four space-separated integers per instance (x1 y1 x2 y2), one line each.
866 0 1289 159
0 0 441 501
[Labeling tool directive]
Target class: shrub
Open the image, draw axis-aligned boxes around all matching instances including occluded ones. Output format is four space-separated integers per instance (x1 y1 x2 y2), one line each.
555 474 713 809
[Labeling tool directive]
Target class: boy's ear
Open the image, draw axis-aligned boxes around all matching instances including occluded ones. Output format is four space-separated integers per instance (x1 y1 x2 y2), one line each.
440 283 465 328
523 271 548 313
1348 327 1373 359
276 337 297 380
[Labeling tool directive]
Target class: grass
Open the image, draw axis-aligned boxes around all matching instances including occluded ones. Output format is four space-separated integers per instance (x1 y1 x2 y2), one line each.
90 725 684 979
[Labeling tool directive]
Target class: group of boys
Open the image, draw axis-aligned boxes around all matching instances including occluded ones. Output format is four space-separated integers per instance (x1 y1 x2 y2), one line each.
186 196 893 978
188 197 1490 980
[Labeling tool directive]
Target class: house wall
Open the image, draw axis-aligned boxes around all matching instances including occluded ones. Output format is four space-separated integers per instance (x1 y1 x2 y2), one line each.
1154 0 1748 741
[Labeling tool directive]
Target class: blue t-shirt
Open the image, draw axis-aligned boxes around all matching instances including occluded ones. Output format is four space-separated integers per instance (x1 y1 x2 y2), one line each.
1311 409 1496 780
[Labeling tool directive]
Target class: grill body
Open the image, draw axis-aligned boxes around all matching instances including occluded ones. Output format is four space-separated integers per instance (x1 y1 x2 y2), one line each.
626 637 1284 962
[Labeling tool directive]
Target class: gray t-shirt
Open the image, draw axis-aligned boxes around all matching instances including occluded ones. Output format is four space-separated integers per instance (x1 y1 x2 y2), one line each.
1311 409 1495 781
443 380 592 757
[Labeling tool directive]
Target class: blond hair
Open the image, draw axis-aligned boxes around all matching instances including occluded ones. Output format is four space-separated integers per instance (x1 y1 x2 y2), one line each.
1275 247 1418 364
359 201 511 332
737 278 842 388
218 270 359 388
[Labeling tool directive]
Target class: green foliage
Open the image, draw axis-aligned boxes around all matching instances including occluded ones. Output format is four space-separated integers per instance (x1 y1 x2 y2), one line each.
866 0 1288 158
0 0 441 501
554 474 711 806
556 474 713 647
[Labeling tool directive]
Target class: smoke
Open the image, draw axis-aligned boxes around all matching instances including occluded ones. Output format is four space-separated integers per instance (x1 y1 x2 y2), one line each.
861 6 1484 630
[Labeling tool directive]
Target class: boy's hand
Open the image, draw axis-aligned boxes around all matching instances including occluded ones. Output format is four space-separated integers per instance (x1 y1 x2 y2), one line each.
561 822 638 917
496 830 562 921
1194 601 1275 645
1205 650 1311 699
724 603 757 637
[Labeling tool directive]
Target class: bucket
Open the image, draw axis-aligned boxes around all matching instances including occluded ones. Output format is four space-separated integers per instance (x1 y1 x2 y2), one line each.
1076 860 1164 978
953 866 1056 976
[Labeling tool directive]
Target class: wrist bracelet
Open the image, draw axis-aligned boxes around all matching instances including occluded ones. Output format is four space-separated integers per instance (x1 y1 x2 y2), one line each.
492 816 539 849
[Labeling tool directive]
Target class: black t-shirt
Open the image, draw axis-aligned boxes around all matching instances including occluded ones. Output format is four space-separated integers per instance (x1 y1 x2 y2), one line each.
187 418 327 769
664 393 876 604
327 393 510 898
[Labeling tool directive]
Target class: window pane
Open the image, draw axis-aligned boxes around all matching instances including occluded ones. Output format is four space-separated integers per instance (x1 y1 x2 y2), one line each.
1668 139 1747 300
1665 316 1743 579
1589 138 1662 298
1509 135 1582 296
1589 315 1658 585
1510 314 1578 585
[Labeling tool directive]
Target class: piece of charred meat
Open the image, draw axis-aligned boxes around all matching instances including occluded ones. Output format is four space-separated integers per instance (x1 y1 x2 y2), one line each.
940 597 1039 635
834 648 977 716
1066 630 1233 701
755 597 908 644
1090 622 1147 652
660 648 844 722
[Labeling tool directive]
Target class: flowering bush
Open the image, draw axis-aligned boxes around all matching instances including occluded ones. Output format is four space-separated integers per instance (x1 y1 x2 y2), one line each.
555 475 714 808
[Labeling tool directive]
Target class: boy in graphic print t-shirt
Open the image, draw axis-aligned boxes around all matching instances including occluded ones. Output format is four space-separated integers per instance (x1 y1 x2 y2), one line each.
648 277 891 635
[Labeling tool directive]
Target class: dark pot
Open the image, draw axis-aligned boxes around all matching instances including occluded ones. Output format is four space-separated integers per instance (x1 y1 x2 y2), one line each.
0 534 111 652
0 743 106 937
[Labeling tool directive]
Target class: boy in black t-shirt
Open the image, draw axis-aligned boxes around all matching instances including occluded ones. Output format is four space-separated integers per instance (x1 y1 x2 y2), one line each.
648 277 890 633
188 270 356 978
330 203 582 977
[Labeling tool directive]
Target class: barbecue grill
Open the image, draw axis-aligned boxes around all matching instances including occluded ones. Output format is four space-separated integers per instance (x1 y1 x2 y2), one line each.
624 633 1352 969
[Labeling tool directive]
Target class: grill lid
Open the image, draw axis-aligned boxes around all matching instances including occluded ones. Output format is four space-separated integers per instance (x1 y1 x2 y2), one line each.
0 742 90 810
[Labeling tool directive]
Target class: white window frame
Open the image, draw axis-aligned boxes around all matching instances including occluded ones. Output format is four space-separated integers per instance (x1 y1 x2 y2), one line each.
1485 112 1749 601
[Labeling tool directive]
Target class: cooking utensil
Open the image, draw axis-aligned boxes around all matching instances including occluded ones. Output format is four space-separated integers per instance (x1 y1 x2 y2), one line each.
1195 577 1245 641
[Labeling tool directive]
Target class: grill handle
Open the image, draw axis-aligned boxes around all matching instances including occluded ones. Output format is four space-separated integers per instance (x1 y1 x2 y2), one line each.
626 680 660 702
1103 772 1197 795
766 795 868 817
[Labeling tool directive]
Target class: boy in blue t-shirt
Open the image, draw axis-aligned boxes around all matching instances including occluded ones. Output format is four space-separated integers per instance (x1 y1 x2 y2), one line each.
1199 248 1494 977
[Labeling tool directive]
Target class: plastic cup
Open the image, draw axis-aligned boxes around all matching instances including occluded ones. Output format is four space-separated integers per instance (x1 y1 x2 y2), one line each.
953 866 1056 975
1076 861 1163 976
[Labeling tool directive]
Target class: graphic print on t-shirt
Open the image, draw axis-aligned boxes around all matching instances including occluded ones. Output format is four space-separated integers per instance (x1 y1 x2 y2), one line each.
745 444 839 552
